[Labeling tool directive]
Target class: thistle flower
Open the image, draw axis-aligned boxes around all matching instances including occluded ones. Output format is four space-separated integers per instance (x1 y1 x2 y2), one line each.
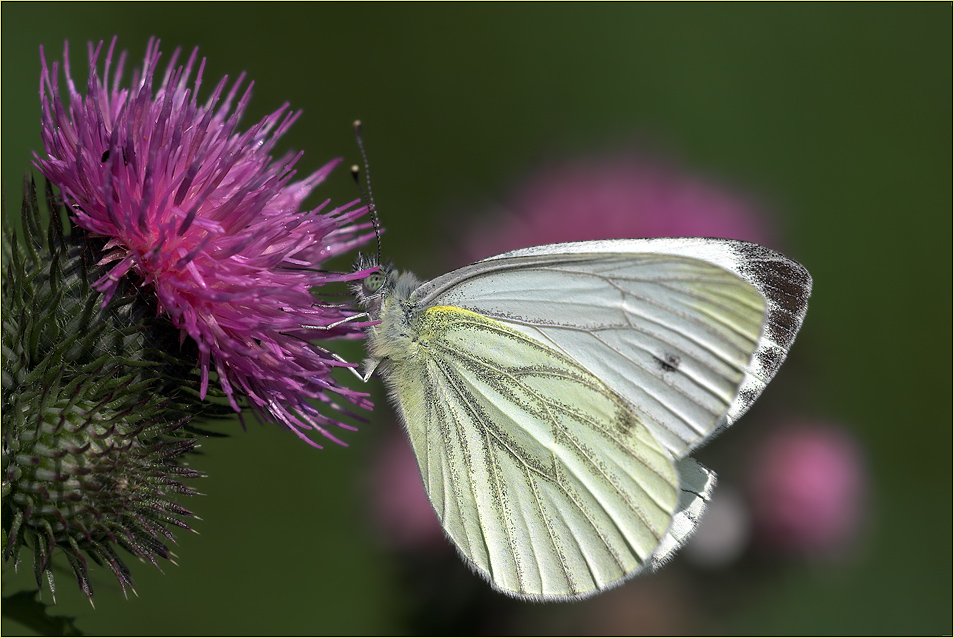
34 38 375 447
2 177 230 601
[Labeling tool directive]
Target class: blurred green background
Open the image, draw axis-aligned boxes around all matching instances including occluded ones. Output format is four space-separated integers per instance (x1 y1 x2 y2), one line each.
2 3 950 635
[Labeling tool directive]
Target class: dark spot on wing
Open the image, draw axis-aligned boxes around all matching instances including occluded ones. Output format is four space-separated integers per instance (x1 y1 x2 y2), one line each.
654 353 681 373
613 406 641 437
101 150 110 162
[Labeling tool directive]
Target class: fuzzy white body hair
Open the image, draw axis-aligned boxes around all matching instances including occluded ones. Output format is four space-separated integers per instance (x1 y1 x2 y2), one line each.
356 267 449 481
355 269 425 388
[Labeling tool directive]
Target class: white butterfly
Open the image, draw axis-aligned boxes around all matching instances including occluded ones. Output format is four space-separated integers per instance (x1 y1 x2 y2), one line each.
349 237 811 601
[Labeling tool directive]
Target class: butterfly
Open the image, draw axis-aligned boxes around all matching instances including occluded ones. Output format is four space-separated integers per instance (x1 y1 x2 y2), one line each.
349 236 812 601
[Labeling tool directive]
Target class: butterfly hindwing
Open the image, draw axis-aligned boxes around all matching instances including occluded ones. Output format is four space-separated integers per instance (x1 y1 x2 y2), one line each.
384 305 680 600
650 457 718 570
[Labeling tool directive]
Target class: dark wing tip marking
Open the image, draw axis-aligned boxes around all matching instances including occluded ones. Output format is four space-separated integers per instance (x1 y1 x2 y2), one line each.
765 306 800 349
733 243 812 317
731 243 811 386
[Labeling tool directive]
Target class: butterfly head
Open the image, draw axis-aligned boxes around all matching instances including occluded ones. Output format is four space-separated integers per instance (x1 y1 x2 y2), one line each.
351 252 396 317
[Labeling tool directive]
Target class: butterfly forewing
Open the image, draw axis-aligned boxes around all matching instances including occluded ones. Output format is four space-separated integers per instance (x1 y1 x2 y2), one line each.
387 305 681 600
414 238 811 458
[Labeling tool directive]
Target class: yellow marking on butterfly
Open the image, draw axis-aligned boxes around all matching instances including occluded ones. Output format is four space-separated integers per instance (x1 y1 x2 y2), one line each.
424 305 485 318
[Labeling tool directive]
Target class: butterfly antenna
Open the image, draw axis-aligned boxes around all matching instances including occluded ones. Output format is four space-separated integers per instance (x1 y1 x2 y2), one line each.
351 120 383 267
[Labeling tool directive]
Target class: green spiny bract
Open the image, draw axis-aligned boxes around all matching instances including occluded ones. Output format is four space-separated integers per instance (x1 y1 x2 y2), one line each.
2 177 229 602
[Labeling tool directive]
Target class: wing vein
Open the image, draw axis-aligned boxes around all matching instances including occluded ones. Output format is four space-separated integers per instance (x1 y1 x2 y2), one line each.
433 335 673 487
430 352 512 585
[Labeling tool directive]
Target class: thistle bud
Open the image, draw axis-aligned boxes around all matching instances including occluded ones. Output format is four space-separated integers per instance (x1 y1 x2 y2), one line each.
2 178 228 602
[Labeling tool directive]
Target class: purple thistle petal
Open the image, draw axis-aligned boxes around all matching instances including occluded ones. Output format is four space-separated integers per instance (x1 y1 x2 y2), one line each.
35 37 376 447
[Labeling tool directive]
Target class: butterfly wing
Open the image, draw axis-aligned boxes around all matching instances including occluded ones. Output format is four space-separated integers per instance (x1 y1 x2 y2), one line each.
412 238 812 458
381 305 681 600
377 238 809 599
650 457 717 570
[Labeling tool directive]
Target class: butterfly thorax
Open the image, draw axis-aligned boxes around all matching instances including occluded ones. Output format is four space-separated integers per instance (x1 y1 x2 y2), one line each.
355 266 424 366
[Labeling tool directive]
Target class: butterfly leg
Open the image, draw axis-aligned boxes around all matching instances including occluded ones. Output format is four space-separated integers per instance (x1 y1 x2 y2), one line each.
301 312 371 330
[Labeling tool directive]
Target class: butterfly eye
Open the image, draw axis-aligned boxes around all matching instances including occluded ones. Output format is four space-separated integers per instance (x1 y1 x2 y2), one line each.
363 271 387 294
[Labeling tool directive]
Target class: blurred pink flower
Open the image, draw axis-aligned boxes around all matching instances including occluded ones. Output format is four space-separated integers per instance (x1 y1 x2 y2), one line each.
748 423 867 556
456 152 776 264
683 485 752 569
34 38 376 447
368 431 449 552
